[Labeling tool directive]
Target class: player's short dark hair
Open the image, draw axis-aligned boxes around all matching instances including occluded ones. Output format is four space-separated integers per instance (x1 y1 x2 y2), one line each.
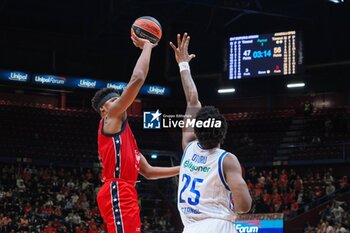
194 106 228 149
91 88 120 113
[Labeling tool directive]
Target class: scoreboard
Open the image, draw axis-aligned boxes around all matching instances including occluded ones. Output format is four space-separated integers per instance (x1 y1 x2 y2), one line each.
228 30 303 80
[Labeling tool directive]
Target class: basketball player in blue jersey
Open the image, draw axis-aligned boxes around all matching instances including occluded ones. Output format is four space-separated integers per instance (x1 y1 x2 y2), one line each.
170 33 252 233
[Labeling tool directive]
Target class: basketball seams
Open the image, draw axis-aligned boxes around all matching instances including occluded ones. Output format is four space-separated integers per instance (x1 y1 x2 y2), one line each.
132 25 161 41
133 20 162 38
131 16 162 44
136 16 162 28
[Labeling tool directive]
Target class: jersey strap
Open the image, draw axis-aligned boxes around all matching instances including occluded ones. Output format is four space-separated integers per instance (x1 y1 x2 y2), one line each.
180 141 194 165
218 151 230 191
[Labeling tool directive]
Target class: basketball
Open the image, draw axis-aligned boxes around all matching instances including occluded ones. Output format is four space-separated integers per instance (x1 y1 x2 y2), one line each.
131 16 162 44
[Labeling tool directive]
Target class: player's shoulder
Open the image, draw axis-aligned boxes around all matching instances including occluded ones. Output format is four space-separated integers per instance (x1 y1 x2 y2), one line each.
222 152 241 168
219 150 236 159
224 151 236 158
184 139 198 150
100 117 128 136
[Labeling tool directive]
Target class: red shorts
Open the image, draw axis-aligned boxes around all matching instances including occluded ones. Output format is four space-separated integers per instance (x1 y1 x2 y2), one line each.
97 180 140 233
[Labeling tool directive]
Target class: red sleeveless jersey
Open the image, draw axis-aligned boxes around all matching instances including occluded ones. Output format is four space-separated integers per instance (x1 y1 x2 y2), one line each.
97 119 141 182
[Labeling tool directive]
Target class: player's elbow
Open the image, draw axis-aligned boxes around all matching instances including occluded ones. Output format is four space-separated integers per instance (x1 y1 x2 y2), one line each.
187 97 200 108
141 171 152 180
142 173 151 180
143 174 157 180
141 169 157 180
236 196 252 214
131 70 146 83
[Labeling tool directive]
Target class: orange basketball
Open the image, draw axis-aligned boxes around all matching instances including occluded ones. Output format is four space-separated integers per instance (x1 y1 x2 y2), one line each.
131 16 162 44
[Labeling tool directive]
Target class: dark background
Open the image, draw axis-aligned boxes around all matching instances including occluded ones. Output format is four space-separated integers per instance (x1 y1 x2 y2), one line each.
0 0 349 103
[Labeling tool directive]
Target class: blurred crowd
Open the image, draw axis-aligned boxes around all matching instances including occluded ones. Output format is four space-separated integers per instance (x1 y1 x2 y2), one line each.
0 164 104 232
0 164 180 233
245 167 348 220
0 163 348 232
304 200 350 233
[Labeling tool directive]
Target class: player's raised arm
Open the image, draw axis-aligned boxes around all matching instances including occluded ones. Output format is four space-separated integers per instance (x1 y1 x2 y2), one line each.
108 32 157 118
223 153 252 214
139 154 180 180
170 33 201 150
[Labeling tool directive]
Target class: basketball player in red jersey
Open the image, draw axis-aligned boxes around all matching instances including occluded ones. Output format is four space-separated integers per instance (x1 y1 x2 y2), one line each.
91 32 179 233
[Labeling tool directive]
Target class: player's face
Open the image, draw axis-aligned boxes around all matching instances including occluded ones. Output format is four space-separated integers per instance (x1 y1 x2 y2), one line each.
100 97 119 116
104 97 118 110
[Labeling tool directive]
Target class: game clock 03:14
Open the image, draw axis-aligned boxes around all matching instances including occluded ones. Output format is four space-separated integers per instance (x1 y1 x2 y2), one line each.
252 50 272 59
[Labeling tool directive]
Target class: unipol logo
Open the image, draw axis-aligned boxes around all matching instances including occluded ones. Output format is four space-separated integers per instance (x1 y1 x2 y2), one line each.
107 83 126 91
78 79 96 88
34 75 66 85
234 223 259 233
9 72 28 82
147 86 165 95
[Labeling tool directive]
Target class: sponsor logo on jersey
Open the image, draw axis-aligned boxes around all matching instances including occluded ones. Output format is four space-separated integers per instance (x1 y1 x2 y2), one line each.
183 160 210 172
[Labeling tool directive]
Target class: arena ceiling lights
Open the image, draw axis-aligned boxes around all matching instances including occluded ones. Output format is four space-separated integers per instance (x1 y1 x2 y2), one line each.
218 88 236 94
287 83 305 88
328 0 344 3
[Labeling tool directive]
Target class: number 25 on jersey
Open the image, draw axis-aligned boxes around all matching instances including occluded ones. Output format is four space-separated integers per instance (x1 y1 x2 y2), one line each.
179 174 204 206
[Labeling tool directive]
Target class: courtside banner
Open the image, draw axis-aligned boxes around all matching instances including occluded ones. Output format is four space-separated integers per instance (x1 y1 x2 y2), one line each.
234 214 284 233
234 219 283 233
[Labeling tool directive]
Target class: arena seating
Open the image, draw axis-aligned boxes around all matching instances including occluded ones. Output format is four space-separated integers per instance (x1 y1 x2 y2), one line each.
223 107 350 164
1 162 348 232
0 101 349 232
0 102 179 163
1 102 349 164
304 198 350 232
245 166 349 221
0 163 181 232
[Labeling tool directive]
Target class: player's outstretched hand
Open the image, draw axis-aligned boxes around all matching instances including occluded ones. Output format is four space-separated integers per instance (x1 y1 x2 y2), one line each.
169 32 196 64
131 31 158 49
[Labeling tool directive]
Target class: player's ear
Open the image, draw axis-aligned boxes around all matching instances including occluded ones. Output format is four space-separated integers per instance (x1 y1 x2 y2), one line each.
100 105 106 115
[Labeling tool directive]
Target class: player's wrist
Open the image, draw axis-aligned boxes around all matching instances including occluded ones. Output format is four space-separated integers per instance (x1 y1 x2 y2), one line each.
143 42 153 49
178 61 190 72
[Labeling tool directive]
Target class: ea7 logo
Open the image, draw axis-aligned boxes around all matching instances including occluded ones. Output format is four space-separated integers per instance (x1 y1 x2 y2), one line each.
143 110 162 129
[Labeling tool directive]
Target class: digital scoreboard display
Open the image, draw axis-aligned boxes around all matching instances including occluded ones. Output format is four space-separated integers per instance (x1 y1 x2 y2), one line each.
228 30 303 80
